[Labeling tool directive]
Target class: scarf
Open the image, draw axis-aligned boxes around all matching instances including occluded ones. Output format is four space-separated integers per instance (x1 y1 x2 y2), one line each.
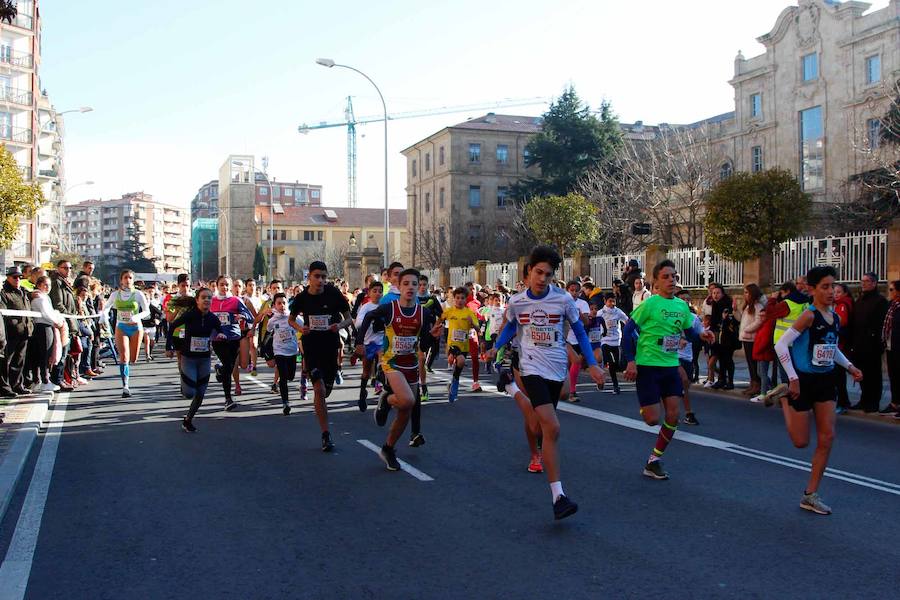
883 300 900 346
213 291 233 300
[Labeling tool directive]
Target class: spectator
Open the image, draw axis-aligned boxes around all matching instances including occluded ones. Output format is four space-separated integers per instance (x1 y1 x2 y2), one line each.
632 277 651 309
613 278 632 315
880 280 900 417
705 283 731 387
849 272 889 412
751 285 790 403
714 306 740 389
28 275 65 392
19 264 35 292
0 266 33 397
73 279 95 384
77 260 95 280
833 283 854 413
49 260 77 392
622 259 642 291
737 283 766 397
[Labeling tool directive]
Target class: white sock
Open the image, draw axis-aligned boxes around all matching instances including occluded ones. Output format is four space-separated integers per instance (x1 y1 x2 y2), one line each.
507 382 520 398
550 481 564 502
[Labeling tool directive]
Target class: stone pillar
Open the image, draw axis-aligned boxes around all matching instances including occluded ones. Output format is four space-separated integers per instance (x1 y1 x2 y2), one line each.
887 220 900 282
439 267 450 289
644 244 670 290
572 250 590 279
743 254 773 290
516 256 528 284
344 250 363 290
362 247 383 281
474 260 489 287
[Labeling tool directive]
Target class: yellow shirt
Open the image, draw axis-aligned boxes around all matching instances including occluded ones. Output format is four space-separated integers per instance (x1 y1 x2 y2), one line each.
442 306 479 352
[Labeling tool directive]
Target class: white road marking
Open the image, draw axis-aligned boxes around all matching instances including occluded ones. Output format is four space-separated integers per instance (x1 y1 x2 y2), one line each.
0 393 69 600
356 439 434 481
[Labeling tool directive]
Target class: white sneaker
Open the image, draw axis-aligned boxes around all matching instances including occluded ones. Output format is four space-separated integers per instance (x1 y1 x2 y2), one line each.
703 380 715 388
750 394 764 403
76 377 89 385
40 382 58 392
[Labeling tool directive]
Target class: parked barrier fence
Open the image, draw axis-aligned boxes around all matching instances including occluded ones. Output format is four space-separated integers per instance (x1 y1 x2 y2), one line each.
772 229 887 284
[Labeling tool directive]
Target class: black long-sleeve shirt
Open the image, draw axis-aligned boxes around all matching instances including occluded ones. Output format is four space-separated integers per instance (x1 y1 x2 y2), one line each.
167 308 225 357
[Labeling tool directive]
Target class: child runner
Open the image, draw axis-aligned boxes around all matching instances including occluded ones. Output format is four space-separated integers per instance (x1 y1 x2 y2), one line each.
355 280 384 411
564 280 591 402
266 292 303 415
773 265 863 515
211 276 254 411
436 287 481 403
101 270 151 398
599 293 628 394
675 289 701 425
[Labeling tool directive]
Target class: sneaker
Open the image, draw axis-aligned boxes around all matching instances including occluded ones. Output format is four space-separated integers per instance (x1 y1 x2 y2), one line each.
613 383 621 395
409 433 426 447
358 388 369 412
449 378 460 403
380 444 400 471
335 370 344 386
426 366 434 374
122 387 132 398
800 492 832 515
527 455 543 473
250 367 258 377
835 405 848 415
711 381 724 390
569 392 580 403
496 368 513 394
750 394 764 403
764 384 788 407
374 381 383 394
374 390 391 426
321 431 334 452
642 460 669 480
723 383 735 390
181 419 197 433
470 382 482 392
420 388 429 403
282 402 291 416
271 383 278 394
552 495 578 520
703 380 715 388
682 412 699 426
224 399 238 412
40 382 58 393
214 364 223 382
878 403 899 415
76 377 89 386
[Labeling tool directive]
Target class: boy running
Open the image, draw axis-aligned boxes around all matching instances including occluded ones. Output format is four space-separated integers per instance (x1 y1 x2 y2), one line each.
436 287 481 403
564 280 591 403
266 293 304 415
354 280 384 411
599 293 628 394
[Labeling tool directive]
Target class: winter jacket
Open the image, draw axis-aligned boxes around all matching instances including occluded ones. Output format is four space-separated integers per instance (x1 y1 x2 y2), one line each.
49 271 78 336
0 280 33 337
849 289 889 357
752 296 781 362
834 295 853 352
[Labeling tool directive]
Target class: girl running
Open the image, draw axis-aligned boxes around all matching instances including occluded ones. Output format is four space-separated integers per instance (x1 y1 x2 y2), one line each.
211 276 254 411
101 270 151 398
265 293 303 415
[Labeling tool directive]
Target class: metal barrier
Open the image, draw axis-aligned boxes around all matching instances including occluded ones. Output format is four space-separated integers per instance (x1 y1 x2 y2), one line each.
589 253 645 289
772 230 887 284
666 247 743 289
449 266 471 288
486 261 519 288
420 268 441 287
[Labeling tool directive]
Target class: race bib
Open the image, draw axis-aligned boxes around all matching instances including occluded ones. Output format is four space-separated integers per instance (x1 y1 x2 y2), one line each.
276 329 294 345
451 329 468 342
215 312 230 326
176 328 186 339
189 336 209 353
526 325 557 348
392 335 417 355
812 343 836 367
661 335 681 353
589 329 603 343
119 310 133 324
309 315 330 331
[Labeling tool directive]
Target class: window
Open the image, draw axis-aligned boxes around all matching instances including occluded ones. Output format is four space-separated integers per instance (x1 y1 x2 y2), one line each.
296 189 306 204
260 187 268 196
750 93 762 119
280 230 286 240
439 146 445 165
719 162 733 180
303 230 314 241
523 148 531 165
317 231 324 241
496 144 509 164
425 229 432 247
412 159 417 176
751 146 763 173
425 153 431 172
273 187 280 198
469 143 481 163
439 187 445 209
496 226 507 248
467 223 482 243
497 186 510 207
801 52 818 81
867 118 882 149
311 190 320 200
799 106 824 191
439 225 446 246
468 185 481 207
866 55 881 85
425 192 431 213
289 258 295 276
284 187 293 197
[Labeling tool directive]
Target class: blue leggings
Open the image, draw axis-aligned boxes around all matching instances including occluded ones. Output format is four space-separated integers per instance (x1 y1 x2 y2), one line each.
182 355 211 420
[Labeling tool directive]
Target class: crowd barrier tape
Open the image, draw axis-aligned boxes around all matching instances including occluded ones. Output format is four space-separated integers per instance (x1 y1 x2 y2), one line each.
0 309 101 320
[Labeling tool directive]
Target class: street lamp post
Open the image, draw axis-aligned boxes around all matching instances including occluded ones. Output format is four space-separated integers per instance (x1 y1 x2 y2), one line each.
316 58 389 268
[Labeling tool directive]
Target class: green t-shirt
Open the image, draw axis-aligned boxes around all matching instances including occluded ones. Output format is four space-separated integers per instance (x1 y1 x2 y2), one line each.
630 294 693 367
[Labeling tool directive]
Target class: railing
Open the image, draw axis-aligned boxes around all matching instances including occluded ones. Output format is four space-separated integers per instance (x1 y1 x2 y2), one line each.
667 247 743 289
10 241 31 258
589 252 645 289
485 261 519 288
38 168 57 178
0 48 33 69
0 126 32 144
11 12 33 30
562 257 574 282
0 86 33 106
449 266 471 288
420 268 441 286
772 229 887 284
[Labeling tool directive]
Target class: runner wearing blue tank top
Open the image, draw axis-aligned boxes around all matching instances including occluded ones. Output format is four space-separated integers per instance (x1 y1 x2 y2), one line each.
774 265 863 516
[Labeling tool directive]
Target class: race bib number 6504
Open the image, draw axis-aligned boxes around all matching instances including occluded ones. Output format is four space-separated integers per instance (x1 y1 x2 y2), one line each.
526 325 557 348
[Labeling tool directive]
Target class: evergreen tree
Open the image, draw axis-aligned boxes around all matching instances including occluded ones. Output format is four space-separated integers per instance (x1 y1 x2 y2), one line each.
253 244 267 278
119 225 157 274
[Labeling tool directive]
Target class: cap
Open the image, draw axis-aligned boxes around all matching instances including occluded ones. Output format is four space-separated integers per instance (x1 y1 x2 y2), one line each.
6 265 23 277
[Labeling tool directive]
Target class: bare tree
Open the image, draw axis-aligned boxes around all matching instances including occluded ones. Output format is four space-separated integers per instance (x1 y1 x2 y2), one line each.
578 122 729 253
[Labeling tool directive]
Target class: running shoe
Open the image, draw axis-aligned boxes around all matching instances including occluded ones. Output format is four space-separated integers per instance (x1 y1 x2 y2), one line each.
835 406 847 415
613 383 621 395
224 399 238 412
420 388 429 403
250 366 258 377
569 392 580 403
470 382 482 392
282 402 291 416
878 403 899 415
682 412 699 426
553 495 578 520
374 381 383 394
271 383 278 394
214 364 223 382
800 492 832 515
40 382 58 393
374 390 391 426
764 384 788 407
750 394 764 403
448 379 460 403
711 381 724 390
358 388 368 412
380 444 400 471
642 460 669 480
335 370 344 385
703 380 715 388
181 419 197 433
76 377 89 386
426 366 434 374
321 431 334 452
496 368 513 394
122 387 132 398
409 433 426 447
723 383 735 390
234 383 242 396
527 455 543 473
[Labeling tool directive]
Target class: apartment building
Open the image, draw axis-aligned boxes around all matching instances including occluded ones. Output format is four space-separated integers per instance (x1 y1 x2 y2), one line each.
191 176 323 221
65 192 191 275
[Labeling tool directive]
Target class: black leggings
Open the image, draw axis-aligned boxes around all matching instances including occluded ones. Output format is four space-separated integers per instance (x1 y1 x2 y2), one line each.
212 339 241 401
421 334 439 369
717 349 735 385
275 354 297 405
742 341 759 384
28 323 53 385
601 344 620 386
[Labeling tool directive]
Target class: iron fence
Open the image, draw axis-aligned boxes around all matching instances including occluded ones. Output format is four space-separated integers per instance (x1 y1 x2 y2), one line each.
772 230 887 284
667 248 743 289
449 266 471 288
589 252 646 289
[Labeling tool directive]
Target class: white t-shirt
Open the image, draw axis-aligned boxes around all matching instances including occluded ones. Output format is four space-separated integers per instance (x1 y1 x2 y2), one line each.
354 301 385 347
565 298 590 345
678 314 702 361
505 286 581 381
267 311 299 356
599 306 629 346
632 288 651 309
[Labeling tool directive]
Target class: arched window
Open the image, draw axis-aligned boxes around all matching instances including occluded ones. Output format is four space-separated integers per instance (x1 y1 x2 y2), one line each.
719 161 733 180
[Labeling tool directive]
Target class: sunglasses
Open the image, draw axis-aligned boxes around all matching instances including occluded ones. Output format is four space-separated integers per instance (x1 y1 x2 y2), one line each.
9 274 21 279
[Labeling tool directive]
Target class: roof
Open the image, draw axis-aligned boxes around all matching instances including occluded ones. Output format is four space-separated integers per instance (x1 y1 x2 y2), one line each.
449 113 544 133
256 205 407 228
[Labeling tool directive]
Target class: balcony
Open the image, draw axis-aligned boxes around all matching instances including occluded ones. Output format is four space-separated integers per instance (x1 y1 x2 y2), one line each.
0 126 32 145
0 86 33 107
10 241 32 259
9 12 33 30
16 165 30 179
38 168 57 179
0 48 33 70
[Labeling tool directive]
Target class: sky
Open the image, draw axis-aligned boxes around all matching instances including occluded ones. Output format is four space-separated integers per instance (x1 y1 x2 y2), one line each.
40 0 892 210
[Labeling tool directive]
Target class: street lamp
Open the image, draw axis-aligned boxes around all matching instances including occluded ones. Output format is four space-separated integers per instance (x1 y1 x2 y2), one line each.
316 58 389 268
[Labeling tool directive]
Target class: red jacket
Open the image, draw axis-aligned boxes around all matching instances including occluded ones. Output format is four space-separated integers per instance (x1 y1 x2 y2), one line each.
834 295 853 352
752 296 782 362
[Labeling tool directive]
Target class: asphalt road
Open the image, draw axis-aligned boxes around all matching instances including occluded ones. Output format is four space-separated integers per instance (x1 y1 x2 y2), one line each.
0 350 898 599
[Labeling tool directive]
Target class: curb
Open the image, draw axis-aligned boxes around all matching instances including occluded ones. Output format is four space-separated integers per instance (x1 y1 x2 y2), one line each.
0 392 53 524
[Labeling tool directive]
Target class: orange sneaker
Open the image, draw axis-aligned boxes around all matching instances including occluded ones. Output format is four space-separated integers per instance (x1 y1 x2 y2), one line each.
527 455 543 473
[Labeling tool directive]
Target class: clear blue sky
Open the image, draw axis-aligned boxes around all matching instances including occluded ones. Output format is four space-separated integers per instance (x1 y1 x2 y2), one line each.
40 0 890 209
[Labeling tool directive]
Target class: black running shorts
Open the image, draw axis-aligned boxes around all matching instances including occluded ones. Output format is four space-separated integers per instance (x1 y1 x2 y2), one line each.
789 370 837 412
521 375 564 409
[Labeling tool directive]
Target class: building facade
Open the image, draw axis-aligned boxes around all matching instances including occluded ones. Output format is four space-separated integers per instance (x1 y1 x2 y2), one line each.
191 177 323 222
65 192 191 276
403 113 542 269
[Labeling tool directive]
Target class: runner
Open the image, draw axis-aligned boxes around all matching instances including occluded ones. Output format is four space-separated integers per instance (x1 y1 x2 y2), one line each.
165 274 194 373
465 283 483 391
675 288 701 425
622 259 714 480
354 280 384 411
564 280 591 402
266 292 304 416
435 287 481 403
416 274 442 398
357 268 441 468
773 265 863 515
289 261 353 452
242 278 263 376
255 279 284 394
101 270 151 398
598 293 627 394
496 335 544 474
491 246 606 520
165 287 227 432
210 276 254 411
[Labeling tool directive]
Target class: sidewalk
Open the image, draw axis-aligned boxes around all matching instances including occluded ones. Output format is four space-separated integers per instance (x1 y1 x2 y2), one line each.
0 390 54 523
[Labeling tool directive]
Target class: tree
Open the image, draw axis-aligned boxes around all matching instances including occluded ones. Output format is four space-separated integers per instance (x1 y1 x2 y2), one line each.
703 169 811 261
518 193 599 258
119 225 157 273
851 78 900 208
253 244 267 278
0 146 44 249
50 250 87 269
512 86 622 200
0 1 17 24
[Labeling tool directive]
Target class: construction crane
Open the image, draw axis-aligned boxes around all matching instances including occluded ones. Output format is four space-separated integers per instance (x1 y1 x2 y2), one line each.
298 96 550 208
